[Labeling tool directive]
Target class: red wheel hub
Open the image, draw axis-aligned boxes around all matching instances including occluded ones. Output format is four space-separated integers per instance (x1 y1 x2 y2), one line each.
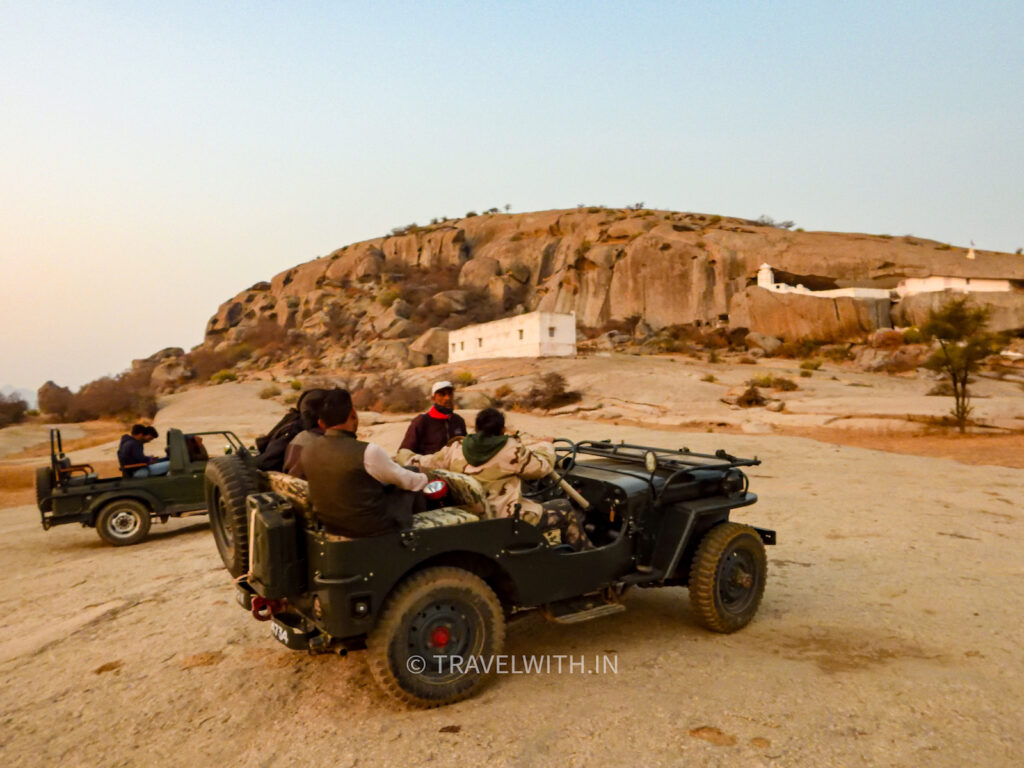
429 625 451 649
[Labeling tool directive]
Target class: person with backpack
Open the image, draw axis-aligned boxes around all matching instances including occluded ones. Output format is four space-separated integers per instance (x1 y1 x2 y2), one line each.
283 390 329 479
255 389 327 472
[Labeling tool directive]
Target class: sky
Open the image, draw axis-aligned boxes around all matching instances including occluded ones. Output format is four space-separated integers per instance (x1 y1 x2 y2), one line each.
2 0 1022 394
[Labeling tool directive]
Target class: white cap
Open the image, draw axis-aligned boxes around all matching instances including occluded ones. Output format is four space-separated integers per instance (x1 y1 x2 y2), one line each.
431 380 454 395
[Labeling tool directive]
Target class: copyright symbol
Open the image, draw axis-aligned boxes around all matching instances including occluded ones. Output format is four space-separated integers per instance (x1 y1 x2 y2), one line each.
406 655 426 674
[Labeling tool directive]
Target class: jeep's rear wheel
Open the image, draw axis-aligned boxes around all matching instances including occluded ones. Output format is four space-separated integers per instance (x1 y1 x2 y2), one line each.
689 522 767 633
367 567 505 708
96 499 151 546
205 455 259 577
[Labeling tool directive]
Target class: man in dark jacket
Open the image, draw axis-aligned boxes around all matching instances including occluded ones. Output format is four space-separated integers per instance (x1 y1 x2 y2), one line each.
304 389 428 537
283 389 329 479
117 424 169 477
398 380 467 456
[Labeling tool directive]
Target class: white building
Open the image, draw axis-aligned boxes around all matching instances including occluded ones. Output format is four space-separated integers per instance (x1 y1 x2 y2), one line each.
895 275 1011 299
448 311 576 363
757 263 892 300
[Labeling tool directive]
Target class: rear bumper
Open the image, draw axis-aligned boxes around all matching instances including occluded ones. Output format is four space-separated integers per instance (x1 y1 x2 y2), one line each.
235 578 322 652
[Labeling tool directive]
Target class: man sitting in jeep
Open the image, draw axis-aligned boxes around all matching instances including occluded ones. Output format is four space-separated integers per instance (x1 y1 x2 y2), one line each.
401 408 592 550
117 424 169 478
303 389 429 537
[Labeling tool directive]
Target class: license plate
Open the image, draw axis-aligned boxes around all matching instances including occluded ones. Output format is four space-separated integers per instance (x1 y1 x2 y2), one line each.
270 621 289 645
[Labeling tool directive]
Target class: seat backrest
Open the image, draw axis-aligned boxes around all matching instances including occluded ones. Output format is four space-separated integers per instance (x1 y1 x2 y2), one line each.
431 469 492 518
264 471 315 526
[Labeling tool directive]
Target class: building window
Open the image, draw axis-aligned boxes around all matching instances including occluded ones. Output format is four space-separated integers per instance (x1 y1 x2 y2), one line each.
460 341 464 351
477 338 482 347
548 326 555 338
451 343 456 352
518 329 524 340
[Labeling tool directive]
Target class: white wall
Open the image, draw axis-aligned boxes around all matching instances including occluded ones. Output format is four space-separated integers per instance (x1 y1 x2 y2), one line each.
756 264 891 300
448 311 576 363
896 276 1011 298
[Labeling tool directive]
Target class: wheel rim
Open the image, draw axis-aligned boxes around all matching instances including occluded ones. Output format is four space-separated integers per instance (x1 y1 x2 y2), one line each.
109 509 141 538
404 599 481 682
716 544 759 615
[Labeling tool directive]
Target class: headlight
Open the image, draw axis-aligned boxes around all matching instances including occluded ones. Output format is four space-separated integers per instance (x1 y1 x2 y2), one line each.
721 469 745 496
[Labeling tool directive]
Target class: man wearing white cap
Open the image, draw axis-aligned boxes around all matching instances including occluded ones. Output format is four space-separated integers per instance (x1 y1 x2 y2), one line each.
399 380 467 456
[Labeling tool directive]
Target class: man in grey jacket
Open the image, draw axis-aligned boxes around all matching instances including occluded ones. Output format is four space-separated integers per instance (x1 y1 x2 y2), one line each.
303 389 428 537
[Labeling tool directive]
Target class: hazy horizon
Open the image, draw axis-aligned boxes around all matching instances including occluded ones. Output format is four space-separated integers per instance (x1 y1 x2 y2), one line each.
3 1 1022 394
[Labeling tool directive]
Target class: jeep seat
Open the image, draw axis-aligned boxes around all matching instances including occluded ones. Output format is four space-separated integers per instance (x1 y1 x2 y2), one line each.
264 471 481 532
55 454 97 485
429 469 492 519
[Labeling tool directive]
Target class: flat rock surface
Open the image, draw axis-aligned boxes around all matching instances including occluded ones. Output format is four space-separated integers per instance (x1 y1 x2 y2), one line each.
2 407 1022 767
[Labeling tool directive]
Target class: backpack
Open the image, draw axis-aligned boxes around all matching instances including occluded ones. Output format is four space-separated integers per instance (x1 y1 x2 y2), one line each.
255 408 303 472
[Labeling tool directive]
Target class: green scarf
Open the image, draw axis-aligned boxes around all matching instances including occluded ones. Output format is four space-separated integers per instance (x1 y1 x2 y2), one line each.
461 433 508 466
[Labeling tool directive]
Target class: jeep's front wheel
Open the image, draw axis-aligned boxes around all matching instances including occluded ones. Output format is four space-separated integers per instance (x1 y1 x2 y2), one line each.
688 522 767 633
96 499 151 546
367 567 505 707
205 455 259 577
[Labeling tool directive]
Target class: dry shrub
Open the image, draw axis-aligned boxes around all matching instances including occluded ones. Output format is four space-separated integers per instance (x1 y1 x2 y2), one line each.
38 382 73 419
749 375 798 391
453 371 477 386
185 344 250 381
240 319 289 354
259 385 282 399
0 393 29 427
353 374 425 413
65 369 157 422
775 339 821 358
736 386 766 407
516 373 581 410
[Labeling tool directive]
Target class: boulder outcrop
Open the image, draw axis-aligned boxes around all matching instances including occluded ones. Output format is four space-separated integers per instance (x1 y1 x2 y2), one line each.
191 207 1023 373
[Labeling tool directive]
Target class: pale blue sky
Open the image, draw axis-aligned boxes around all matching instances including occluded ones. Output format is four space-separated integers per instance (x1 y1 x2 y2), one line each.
2 1 1022 392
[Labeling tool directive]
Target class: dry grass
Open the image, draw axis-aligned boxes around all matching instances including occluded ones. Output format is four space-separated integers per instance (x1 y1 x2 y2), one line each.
2 421 125 461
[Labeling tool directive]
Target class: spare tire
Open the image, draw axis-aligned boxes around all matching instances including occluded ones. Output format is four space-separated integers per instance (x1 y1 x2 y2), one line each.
205 454 260 577
35 466 53 513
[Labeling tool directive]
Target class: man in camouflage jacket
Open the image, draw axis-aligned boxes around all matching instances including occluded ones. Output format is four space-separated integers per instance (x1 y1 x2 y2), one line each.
400 408 591 549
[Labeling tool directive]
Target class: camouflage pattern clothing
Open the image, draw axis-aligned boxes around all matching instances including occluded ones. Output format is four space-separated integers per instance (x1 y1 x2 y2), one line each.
404 436 590 549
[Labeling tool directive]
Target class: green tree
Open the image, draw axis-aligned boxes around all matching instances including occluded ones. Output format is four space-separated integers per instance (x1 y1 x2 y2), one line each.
921 297 999 433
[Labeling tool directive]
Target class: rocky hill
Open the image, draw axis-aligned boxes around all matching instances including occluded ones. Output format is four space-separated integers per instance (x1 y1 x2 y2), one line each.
146 207 1024 388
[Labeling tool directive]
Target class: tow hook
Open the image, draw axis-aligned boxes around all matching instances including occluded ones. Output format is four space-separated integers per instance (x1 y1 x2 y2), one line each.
251 596 283 621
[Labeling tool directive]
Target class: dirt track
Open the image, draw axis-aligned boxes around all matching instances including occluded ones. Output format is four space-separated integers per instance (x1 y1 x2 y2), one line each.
2 411 1022 767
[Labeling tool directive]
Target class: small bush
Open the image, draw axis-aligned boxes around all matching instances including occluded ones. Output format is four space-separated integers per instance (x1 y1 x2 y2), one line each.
701 374 717 383
290 380 303 391
799 370 812 378
516 373 581 410
739 355 757 365
902 327 924 344
453 370 477 386
707 350 720 364
800 359 822 370
259 385 282 399
0 393 29 427
936 243 952 250
775 339 821 358
736 386 765 408
283 392 300 404
823 345 853 362
749 375 797 391
211 370 237 384
353 374 425 413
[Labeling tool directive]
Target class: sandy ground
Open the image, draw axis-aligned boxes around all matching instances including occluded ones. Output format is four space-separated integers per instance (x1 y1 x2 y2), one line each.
1 372 1023 767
